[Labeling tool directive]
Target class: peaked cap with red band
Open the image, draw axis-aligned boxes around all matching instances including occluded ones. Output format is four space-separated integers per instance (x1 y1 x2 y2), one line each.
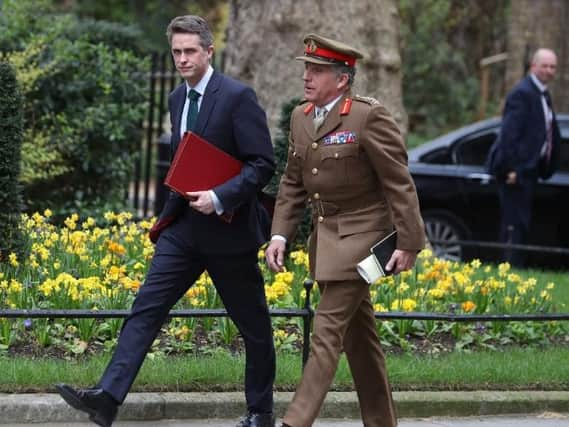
296 33 364 68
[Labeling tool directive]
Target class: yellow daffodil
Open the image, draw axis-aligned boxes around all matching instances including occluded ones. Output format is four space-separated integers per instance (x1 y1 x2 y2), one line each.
9 252 19 267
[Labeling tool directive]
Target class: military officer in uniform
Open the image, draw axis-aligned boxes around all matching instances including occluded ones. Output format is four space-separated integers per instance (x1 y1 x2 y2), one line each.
265 34 425 427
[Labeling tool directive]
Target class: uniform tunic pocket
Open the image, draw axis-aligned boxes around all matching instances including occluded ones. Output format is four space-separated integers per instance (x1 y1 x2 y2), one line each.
291 143 308 161
320 143 360 184
320 143 359 161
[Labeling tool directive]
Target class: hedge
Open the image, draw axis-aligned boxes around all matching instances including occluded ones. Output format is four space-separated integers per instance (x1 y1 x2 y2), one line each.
0 62 24 257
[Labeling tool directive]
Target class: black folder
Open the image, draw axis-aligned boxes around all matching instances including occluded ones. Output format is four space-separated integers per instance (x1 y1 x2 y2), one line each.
370 230 397 276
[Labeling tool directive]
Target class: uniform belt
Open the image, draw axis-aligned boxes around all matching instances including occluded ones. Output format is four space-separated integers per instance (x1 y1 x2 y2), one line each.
312 195 380 217
314 201 339 217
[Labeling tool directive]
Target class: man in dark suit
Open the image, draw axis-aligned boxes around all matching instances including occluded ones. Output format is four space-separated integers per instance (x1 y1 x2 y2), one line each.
56 15 276 427
489 48 560 267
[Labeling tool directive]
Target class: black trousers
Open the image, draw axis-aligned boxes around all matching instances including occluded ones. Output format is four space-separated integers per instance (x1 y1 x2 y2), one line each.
98 219 275 413
498 178 536 267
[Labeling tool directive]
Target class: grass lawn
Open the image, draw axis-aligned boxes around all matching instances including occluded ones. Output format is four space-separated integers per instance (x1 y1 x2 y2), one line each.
1 346 568 393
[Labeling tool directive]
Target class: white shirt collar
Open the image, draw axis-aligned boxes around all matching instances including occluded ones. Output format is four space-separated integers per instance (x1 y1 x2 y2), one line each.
530 73 553 131
316 94 343 115
185 65 214 97
180 65 214 135
530 73 547 93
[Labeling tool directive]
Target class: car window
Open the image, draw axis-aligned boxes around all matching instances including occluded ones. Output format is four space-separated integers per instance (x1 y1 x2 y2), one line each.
420 147 452 164
558 120 569 173
558 145 569 173
454 130 498 166
557 121 569 172
559 119 569 140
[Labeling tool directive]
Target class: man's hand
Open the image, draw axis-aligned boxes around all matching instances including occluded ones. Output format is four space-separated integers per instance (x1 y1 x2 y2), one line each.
265 239 286 272
506 170 517 185
186 191 215 215
384 249 417 275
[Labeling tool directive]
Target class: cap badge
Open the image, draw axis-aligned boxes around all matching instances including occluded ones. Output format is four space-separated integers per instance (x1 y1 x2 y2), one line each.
306 39 317 54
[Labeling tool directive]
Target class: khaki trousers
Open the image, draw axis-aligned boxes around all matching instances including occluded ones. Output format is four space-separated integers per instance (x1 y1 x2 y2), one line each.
283 280 397 427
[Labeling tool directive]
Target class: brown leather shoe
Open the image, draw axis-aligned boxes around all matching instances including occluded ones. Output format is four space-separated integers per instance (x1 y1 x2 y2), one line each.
55 383 118 427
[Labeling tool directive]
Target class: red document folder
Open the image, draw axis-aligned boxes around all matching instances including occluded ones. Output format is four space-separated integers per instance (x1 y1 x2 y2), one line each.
164 131 243 195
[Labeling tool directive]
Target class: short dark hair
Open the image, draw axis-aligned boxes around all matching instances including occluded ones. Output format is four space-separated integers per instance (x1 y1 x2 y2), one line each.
166 15 214 49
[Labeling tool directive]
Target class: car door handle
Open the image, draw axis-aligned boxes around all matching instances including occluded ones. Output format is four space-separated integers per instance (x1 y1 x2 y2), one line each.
466 173 493 185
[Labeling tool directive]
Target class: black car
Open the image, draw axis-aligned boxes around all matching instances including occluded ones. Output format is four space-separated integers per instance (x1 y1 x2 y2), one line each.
408 114 569 266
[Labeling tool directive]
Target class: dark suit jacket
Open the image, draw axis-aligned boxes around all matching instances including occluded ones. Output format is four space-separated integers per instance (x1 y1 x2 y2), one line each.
489 76 561 181
153 70 275 254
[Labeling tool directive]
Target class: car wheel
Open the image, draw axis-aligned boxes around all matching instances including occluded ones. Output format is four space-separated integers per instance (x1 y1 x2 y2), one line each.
422 210 470 262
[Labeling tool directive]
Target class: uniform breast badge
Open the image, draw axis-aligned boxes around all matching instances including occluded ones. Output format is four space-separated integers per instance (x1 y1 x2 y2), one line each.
322 130 356 145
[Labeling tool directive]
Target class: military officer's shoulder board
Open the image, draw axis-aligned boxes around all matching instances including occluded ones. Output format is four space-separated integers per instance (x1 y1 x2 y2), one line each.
353 95 381 106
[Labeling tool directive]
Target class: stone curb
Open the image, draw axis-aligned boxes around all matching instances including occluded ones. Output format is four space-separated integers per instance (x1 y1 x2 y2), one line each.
0 391 568 424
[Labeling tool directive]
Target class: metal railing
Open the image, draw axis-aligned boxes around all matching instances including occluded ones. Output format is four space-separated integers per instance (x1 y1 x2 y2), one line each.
0 281 316 367
374 312 569 321
1 280 568 369
430 238 569 256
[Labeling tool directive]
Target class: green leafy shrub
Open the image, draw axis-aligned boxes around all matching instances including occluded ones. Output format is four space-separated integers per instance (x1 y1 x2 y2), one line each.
1 0 148 220
266 98 312 247
399 0 480 137
266 98 300 196
0 62 24 257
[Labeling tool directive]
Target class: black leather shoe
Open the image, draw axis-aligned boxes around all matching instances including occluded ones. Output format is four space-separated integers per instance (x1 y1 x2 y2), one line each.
55 383 118 427
236 411 275 427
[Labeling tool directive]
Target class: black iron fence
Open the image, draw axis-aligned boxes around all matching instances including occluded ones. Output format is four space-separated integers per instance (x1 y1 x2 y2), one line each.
1 280 568 368
431 239 569 256
0 280 314 367
129 52 178 218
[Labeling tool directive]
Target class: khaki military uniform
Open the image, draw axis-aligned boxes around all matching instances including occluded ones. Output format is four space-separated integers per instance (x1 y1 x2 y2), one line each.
271 93 425 427
272 93 425 280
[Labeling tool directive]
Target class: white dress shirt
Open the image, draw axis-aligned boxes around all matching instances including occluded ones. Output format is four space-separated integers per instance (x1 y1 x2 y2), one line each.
179 65 224 214
529 73 553 158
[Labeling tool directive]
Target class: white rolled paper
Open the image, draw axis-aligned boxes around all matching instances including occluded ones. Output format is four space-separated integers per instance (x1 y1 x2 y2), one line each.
357 254 383 284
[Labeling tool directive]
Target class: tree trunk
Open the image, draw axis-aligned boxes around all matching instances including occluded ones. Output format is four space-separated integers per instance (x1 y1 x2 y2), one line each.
506 0 569 112
223 0 407 137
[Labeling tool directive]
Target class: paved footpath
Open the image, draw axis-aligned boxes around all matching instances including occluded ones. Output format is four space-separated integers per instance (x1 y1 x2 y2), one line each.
1 391 568 425
4 414 569 426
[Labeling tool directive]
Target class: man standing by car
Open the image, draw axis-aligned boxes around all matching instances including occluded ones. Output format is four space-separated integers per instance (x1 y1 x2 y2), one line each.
488 48 561 266
55 15 276 427
265 33 425 427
